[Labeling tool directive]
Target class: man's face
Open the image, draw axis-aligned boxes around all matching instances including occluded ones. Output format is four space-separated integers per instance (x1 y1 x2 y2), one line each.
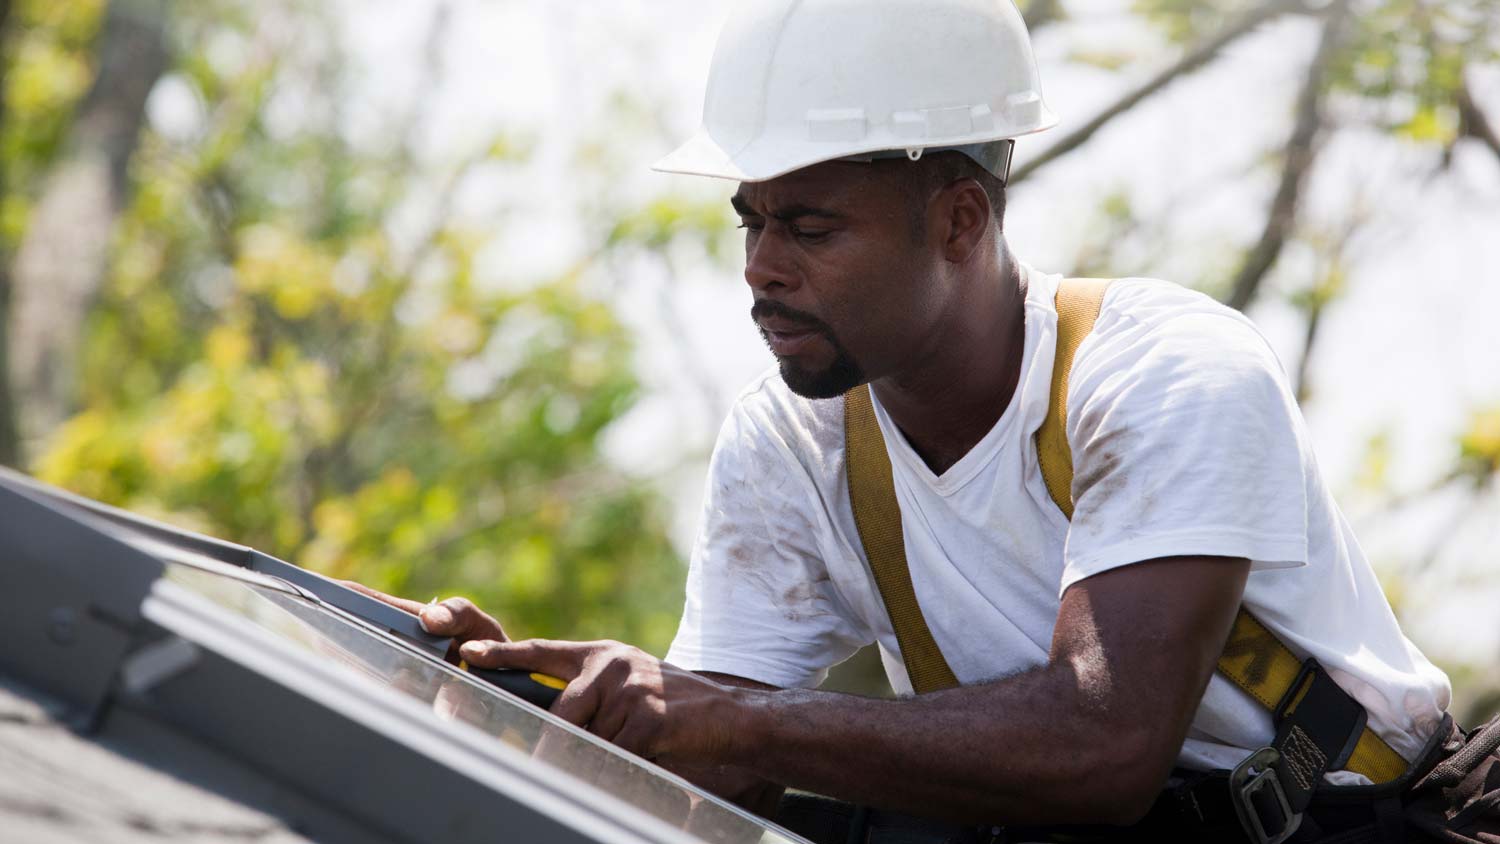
733 161 945 399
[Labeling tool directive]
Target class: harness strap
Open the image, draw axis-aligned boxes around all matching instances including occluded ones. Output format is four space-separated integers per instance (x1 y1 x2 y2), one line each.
840 277 1409 789
845 385 959 694
1036 277 1111 519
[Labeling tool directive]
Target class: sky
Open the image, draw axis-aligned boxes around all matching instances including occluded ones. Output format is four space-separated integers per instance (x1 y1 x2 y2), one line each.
325 0 1500 666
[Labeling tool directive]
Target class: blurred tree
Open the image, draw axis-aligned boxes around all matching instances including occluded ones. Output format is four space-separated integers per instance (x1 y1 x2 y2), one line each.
9 0 168 448
19 1 686 653
0 0 1494 689
1008 0 1500 708
0 0 111 465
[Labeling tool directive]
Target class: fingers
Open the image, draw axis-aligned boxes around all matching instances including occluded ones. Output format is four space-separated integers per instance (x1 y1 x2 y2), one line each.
419 597 508 642
459 638 593 679
551 674 603 728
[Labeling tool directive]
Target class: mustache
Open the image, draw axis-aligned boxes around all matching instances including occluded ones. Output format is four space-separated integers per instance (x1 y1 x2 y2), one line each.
750 299 833 335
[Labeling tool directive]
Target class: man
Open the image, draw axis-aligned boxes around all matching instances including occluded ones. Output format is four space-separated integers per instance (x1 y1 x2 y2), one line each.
376 1 1453 840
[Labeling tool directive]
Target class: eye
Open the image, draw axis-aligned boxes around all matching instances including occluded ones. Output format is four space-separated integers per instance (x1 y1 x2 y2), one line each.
789 224 830 242
736 220 763 234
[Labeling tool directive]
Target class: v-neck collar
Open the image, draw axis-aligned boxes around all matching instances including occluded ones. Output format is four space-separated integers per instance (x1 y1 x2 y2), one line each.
866 265 1053 496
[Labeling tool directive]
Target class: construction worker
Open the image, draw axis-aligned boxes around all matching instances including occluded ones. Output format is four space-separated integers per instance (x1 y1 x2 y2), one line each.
366 2 1488 841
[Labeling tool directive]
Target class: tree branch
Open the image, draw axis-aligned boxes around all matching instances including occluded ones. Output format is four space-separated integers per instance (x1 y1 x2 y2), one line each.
1457 74 1500 166
1224 0 1350 312
1010 0 1308 186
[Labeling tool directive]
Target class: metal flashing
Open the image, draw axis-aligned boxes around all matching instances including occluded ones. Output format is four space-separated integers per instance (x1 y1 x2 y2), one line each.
0 469 810 844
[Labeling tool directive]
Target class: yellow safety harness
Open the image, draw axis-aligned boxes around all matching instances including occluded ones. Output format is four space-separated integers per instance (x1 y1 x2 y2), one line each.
841 279 1407 823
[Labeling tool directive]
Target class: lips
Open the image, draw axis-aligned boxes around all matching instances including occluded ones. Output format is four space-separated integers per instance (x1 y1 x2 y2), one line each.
756 317 823 357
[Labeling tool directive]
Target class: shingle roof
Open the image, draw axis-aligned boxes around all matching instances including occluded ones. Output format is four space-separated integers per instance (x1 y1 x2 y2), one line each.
0 677 312 843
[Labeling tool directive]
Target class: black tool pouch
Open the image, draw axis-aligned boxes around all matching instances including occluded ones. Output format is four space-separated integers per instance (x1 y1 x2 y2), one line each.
1403 713 1500 843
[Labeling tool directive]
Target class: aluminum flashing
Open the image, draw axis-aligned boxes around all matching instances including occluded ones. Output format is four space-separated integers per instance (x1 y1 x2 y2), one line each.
244 550 451 656
0 470 807 844
0 471 163 726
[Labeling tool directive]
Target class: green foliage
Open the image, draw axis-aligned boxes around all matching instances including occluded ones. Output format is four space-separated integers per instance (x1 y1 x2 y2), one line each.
0 0 107 244
30 3 686 654
1132 0 1250 45
1331 0 1500 142
1457 407 1500 488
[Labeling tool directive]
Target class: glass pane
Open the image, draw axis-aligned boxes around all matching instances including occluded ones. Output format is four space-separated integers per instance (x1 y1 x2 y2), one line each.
162 563 802 844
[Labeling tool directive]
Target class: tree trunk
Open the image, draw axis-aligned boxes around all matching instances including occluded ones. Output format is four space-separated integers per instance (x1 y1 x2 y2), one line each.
1224 1 1350 312
0 0 18 466
7 0 169 457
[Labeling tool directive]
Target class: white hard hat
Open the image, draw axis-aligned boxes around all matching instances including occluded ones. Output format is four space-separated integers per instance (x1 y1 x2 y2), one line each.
653 0 1057 184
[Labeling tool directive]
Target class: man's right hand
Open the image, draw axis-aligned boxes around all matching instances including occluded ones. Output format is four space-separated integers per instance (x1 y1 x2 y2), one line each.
343 582 509 662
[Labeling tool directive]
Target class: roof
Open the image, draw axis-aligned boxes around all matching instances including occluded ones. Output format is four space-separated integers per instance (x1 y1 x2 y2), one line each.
0 677 313 843
0 468 808 844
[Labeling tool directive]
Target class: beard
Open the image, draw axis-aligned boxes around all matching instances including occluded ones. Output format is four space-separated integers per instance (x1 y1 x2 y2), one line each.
750 299 867 399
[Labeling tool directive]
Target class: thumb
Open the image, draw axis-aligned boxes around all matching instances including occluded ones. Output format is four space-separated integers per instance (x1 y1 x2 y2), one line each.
459 638 591 680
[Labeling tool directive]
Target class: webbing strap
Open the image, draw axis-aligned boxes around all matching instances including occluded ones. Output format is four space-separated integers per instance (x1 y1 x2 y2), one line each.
841 278 1408 784
1220 612 1408 784
1034 280 1407 784
844 385 959 694
1038 278 1112 518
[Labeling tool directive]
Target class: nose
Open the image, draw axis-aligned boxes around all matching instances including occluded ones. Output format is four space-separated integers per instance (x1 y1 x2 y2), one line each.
743 229 800 295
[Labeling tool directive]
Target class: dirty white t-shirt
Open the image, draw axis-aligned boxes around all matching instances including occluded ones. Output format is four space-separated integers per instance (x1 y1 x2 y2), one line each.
666 267 1451 778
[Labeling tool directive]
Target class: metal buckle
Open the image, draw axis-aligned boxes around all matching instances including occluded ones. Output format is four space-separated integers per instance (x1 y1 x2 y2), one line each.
1273 658 1320 722
1229 747 1302 844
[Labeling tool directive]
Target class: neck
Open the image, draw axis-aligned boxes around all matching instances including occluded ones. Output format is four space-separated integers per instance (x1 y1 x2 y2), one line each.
870 247 1027 476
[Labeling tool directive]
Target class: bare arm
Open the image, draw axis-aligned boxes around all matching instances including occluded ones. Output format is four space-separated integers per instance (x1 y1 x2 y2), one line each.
667 673 786 817
463 554 1249 825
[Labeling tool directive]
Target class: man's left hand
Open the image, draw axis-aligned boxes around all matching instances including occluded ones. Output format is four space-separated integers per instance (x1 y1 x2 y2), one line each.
460 638 742 764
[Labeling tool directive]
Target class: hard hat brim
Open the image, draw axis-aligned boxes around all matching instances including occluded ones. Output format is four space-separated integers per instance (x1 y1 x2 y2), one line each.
651 131 760 182
652 111 1060 184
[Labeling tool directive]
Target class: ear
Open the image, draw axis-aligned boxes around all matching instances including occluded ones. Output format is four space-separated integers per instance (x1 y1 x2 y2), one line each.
932 178 992 263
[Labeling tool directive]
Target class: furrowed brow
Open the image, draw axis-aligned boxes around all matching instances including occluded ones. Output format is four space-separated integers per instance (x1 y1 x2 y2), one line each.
730 194 843 222
769 204 844 222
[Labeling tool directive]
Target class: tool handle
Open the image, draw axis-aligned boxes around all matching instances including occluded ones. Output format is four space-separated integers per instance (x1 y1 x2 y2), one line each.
463 665 566 709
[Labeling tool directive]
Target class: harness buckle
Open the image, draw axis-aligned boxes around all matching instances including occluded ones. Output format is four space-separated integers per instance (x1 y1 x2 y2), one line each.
1229 747 1302 844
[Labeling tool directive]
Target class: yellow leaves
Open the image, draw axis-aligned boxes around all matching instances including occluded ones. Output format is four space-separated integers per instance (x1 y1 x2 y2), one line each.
15 11 687 652
1067 50 1136 72
140 421 190 476
33 409 118 498
7 38 92 117
608 196 735 249
206 324 252 370
235 223 336 319
1356 432 1393 492
1399 105 1459 144
1459 407 1500 483
112 238 168 298
313 498 358 544
18 0 107 36
433 310 483 355
421 486 460 526
501 535 560 600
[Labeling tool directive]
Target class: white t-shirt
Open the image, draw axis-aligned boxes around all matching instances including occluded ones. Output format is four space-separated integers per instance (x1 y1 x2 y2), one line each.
666 266 1451 780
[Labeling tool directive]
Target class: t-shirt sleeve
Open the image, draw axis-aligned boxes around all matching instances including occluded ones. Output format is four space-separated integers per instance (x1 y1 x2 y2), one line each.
665 398 870 689
1059 309 1311 593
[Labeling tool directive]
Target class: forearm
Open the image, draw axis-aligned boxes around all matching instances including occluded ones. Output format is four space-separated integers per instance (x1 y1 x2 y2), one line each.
722 663 1169 825
676 671 786 814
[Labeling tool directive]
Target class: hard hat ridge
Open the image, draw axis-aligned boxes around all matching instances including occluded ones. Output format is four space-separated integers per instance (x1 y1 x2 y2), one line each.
654 0 1056 183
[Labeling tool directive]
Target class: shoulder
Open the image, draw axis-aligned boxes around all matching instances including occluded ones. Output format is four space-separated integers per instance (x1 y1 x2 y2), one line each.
1077 277 1290 395
1096 277 1267 344
711 367 847 481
